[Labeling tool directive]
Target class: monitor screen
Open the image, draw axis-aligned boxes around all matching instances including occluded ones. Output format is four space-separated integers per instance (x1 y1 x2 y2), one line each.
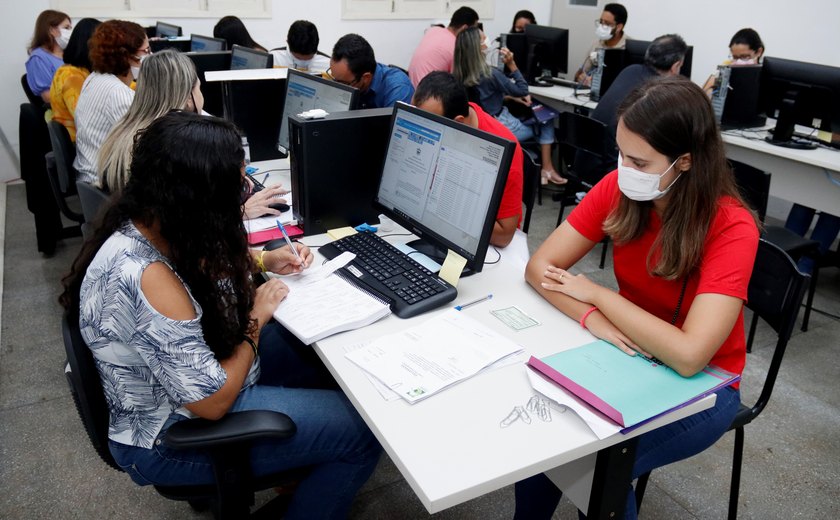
155 21 181 38
191 34 226 52
624 39 693 79
230 44 273 70
374 102 515 274
277 69 359 154
760 56 840 147
523 24 569 83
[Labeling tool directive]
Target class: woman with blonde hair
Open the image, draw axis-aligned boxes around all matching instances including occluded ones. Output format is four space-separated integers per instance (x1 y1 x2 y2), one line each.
98 50 203 193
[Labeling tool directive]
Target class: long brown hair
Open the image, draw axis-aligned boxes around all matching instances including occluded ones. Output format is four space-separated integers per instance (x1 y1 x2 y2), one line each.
603 75 757 280
29 9 69 53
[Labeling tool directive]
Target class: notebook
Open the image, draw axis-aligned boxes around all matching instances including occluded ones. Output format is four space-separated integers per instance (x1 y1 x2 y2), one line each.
528 340 739 432
271 253 391 344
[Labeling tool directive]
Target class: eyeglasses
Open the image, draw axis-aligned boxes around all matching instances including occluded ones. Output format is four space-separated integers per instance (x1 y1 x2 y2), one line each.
137 46 152 56
594 19 616 28
325 67 359 86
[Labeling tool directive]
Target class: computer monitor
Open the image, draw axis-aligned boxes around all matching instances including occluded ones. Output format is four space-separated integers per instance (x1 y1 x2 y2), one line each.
374 102 515 275
277 68 360 155
624 39 694 79
230 44 273 70
185 51 231 117
523 25 569 85
191 34 226 52
760 56 840 149
589 48 626 101
710 65 766 130
155 21 182 38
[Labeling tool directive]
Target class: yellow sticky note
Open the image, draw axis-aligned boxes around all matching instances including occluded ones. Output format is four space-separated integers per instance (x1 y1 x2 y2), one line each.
817 130 832 143
439 250 467 287
327 227 358 240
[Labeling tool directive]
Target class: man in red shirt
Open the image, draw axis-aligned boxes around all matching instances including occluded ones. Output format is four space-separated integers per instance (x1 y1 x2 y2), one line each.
412 71 524 247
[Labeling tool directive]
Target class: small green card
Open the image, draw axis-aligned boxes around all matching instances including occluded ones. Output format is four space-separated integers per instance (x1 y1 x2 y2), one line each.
491 306 540 331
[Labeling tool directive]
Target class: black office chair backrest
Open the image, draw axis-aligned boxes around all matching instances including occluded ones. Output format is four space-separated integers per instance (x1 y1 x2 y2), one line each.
521 148 541 234
557 111 610 184
47 120 78 193
62 312 123 471
730 160 770 222
743 239 810 417
21 74 45 108
76 181 110 223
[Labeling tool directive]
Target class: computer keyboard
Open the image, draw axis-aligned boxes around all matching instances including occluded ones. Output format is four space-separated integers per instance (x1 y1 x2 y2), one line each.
319 232 457 319
538 76 588 89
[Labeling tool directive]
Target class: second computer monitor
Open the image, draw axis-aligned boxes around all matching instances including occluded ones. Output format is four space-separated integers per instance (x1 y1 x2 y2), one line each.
191 34 226 52
523 24 569 83
155 21 182 38
230 45 273 70
374 102 515 274
277 68 360 155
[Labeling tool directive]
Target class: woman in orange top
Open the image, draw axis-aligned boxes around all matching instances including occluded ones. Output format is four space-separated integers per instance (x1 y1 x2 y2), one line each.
49 18 101 141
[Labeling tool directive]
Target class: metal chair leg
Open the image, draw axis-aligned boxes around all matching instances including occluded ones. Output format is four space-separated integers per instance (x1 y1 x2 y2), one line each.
746 313 759 353
635 472 651 514
728 427 745 520
800 266 819 332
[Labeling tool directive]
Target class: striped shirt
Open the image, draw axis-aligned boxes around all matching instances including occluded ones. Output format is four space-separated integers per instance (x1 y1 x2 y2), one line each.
73 73 134 184
80 222 260 449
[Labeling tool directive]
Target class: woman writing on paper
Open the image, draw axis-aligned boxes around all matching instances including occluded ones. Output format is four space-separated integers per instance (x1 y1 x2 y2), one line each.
516 76 759 519
60 111 380 519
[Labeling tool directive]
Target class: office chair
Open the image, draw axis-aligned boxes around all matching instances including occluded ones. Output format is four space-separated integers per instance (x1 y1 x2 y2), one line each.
634 239 810 520
19 102 74 254
45 121 85 226
76 181 111 241
729 160 822 335
521 148 541 234
21 74 45 108
62 311 305 519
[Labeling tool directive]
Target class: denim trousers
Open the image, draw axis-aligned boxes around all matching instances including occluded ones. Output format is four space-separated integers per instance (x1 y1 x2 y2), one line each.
109 322 382 520
513 385 741 520
496 106 556 145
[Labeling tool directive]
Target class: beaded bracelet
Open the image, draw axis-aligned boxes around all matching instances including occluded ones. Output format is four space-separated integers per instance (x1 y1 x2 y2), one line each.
580 306 598 330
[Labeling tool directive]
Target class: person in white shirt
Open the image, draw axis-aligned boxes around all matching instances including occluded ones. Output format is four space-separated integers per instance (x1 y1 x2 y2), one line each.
270 20 330 74
73 20 148 184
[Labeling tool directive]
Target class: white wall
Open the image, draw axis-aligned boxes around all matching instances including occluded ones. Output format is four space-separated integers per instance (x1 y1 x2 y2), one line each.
0 0 549 182
552 0 840 83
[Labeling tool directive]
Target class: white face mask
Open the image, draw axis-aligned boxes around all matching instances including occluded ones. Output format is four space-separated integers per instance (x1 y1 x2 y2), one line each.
617 153 682 201
130 54 148 80
56 27 72 50
731 57 757 66
595 24 613 41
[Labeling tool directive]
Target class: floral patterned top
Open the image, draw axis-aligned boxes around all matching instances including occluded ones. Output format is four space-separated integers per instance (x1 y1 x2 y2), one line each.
80 222 259 449
49 65 90 142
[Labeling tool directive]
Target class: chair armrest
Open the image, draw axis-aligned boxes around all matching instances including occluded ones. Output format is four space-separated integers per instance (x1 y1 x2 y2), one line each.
163 410 296 450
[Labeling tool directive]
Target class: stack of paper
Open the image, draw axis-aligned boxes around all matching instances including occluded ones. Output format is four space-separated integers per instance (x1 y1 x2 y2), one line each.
345 310 524 403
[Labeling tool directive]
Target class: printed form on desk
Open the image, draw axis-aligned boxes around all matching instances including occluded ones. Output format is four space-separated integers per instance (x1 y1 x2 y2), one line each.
344 309 524 403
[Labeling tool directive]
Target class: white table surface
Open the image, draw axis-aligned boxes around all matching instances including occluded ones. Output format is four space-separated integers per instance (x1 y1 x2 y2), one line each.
300 228 714 514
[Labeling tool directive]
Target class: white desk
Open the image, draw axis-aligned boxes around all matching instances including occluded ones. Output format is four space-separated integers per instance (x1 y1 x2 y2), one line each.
529 88 840 215
303 230 714 517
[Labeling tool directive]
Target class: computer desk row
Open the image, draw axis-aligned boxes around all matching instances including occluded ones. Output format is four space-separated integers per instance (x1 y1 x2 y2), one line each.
530 85 840 215
256 159 714 518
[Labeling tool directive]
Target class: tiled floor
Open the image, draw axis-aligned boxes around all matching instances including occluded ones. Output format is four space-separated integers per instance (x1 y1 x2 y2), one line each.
1 183 838 518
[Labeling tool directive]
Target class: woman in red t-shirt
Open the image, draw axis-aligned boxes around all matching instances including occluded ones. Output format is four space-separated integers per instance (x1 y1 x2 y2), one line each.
515 76 759 519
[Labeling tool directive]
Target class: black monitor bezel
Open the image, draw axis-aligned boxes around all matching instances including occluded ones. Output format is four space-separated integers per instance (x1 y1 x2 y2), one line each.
191 34 226 52
373 102 515 274
277 68 360 155
523 24 570 80
155 21 182 38
229 44 274 70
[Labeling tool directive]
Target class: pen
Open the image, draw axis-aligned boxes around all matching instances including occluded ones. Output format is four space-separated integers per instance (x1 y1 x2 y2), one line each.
276 219 302 262
263 173 270 185
455 294 493 311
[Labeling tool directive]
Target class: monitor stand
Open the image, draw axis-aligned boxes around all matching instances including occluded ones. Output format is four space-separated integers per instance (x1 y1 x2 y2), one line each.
765 95 817 150
406 239 478 278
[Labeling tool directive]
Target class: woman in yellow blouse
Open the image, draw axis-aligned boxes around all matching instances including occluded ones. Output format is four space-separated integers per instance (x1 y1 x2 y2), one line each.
49 18 100 141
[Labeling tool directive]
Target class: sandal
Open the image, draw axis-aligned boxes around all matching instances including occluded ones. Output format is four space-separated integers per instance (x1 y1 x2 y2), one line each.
541 170 568 185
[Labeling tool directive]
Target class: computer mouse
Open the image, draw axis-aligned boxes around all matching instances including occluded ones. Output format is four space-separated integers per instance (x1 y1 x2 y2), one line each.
268 202 290 213
263 239 290 251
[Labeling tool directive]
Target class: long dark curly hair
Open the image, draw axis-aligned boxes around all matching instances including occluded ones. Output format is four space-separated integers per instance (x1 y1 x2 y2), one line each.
60 111 254 360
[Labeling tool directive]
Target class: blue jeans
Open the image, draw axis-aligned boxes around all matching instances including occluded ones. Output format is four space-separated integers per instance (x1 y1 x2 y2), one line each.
514 386 741 520
496 106 556 145
784 204 840 273
109 322 381 520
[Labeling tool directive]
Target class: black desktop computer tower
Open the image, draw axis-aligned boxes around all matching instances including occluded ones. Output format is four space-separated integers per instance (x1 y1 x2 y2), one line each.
223 78 286 162
289 108 393 236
